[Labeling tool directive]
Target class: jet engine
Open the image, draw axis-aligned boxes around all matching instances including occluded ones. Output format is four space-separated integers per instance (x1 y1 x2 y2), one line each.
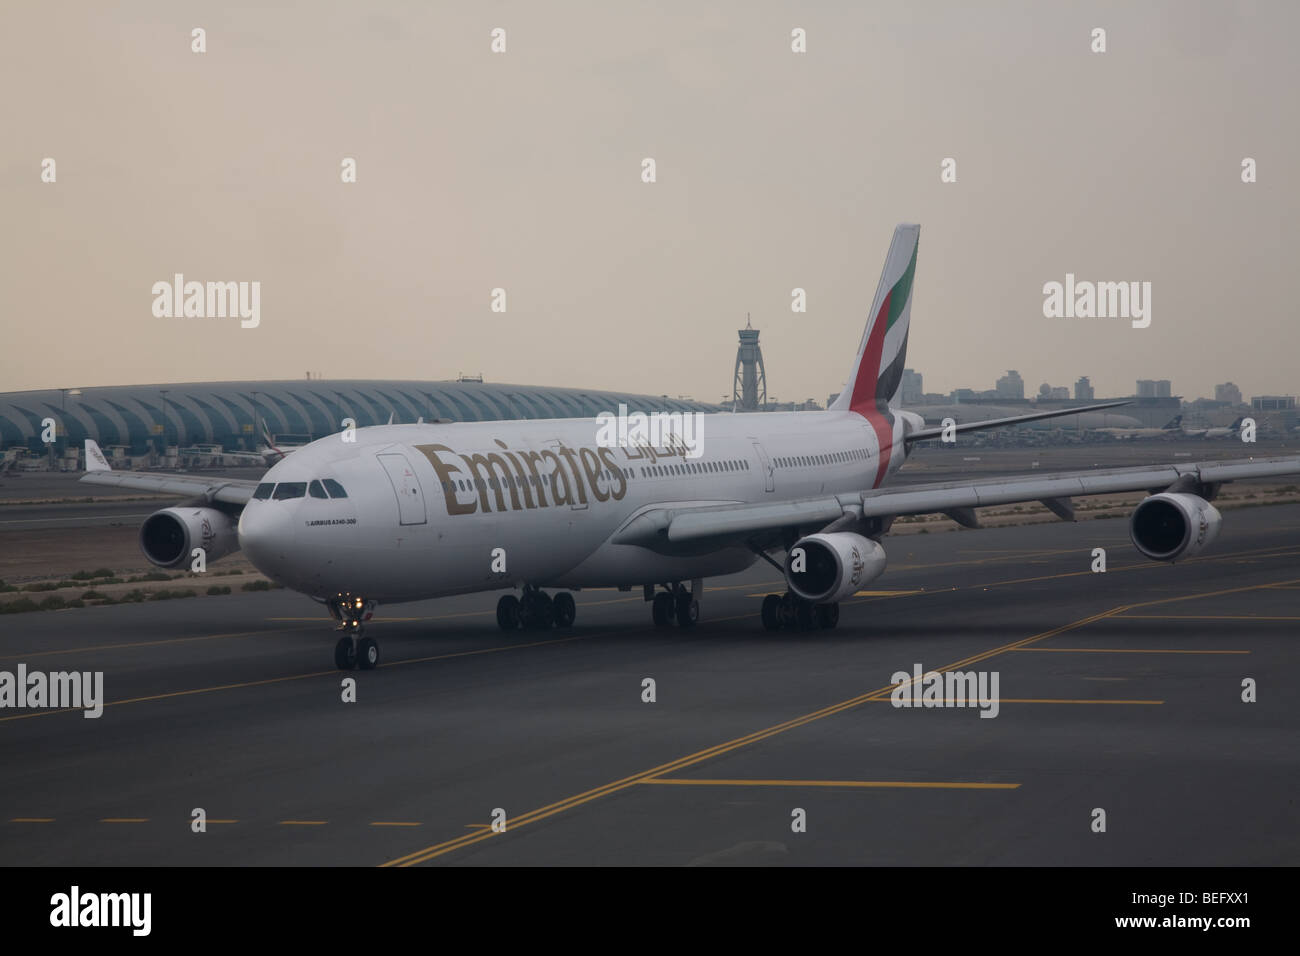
1129 492 1221 562
139 506 240 570
784 532 887 603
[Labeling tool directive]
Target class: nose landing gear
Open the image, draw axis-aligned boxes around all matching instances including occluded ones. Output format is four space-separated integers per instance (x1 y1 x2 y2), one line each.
328 595 379 670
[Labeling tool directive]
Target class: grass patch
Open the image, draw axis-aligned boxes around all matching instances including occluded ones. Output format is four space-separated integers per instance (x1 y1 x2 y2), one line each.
149 588 198 601
70 568 117 580
241 580 272 592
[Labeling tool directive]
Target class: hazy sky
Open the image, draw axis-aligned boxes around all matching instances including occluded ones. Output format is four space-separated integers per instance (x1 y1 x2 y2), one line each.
3 1 1296 403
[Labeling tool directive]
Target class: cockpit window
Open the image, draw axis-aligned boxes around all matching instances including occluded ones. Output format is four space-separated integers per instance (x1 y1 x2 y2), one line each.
272 482 307 500
252 482 275 500
322 478 348 499
308 480 328 499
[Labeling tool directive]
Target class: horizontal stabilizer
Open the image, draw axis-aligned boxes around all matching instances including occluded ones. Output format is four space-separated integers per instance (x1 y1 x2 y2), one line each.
904 400 1131 442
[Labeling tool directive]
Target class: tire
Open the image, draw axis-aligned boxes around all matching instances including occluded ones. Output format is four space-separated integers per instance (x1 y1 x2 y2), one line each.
553 592 576 627
358 637 380 669
652 592 674 627
534 593 555 629
795 600 815 630
675 593 699 628
814 603 839 630
761 594 782 630
496 594 521 630
779 592 798 628
334 636 357 670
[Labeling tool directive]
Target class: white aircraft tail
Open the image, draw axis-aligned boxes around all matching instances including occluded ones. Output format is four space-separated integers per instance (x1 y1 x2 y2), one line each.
828 223 920 415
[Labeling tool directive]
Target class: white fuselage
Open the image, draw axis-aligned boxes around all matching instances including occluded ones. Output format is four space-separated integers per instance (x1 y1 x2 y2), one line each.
236 409 917 603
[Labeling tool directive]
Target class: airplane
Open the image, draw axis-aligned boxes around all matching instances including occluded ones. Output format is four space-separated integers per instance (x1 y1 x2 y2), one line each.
79 224 1300 671
216 425 310 466
1092 415 1184 440
1182 416 1247 440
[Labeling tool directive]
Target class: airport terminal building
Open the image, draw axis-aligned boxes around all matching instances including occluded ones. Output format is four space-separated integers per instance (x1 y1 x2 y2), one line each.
0 380 717 461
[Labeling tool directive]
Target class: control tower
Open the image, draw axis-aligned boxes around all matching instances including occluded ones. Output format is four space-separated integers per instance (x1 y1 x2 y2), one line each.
732 314 768 410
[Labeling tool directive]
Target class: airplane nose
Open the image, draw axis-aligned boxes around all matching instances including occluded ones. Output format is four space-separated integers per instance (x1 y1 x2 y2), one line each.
238 504 293 580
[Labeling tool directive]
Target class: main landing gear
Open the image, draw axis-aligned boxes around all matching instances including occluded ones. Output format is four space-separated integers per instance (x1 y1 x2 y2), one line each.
496 587 577 631
328 595 379 670
648 579 701 628
760 592 839 631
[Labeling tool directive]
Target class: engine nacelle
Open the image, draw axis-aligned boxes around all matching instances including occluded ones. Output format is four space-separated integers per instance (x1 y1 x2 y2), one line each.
784 532 887 604
1129 492 1221 562
139 506 240 570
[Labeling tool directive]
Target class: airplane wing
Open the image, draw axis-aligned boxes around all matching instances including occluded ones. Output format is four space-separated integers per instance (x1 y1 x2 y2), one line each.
79 440 260 506
614 455 1300 549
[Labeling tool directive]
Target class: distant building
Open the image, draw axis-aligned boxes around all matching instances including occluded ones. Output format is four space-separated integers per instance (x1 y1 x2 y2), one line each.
1136 379 1156 397
1074 376 1094 401
1155 380 1172 398
1251 395 1296 412
0 381 718 456
1215 382 1243 405
995 370 1024 400
901 369 924 405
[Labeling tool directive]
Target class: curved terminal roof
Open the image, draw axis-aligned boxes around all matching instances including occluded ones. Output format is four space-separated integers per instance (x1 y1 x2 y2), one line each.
0 380 719 454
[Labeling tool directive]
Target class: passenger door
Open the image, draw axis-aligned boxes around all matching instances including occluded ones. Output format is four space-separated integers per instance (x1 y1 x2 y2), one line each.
377 452 427 525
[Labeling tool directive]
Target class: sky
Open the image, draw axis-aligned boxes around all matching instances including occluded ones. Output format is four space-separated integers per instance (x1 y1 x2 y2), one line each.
2 0 1296 403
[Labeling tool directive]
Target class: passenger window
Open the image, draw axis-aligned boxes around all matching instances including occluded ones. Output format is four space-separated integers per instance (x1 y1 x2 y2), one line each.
253 482 275 500
273 482 307 500
322 478 348 499
309 480 328 499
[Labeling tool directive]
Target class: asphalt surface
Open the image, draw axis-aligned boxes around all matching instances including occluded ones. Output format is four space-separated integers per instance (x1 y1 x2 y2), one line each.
2 504 1297 866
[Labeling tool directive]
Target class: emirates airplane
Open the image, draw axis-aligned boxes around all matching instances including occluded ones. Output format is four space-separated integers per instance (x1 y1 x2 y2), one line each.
81 225 1300 670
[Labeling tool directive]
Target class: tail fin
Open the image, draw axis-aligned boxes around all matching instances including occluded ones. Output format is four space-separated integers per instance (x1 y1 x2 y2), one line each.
1228 416 1244 430
829 224 920 415
1162 415 1183 429
84 439 111 472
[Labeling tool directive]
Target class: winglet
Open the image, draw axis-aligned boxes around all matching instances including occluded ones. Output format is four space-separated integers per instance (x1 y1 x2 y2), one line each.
84 439 112 472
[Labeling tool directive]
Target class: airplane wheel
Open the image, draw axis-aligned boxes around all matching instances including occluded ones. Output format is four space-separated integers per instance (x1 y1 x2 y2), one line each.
814 603 839 630
358 637 380 670
761 594 782 630
795 600 815 630
334 636 357 670
675 594 699 628
553 592 576 628
652 592 674 627
534 593 555 629
779 592 798 628
496 594 521 630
